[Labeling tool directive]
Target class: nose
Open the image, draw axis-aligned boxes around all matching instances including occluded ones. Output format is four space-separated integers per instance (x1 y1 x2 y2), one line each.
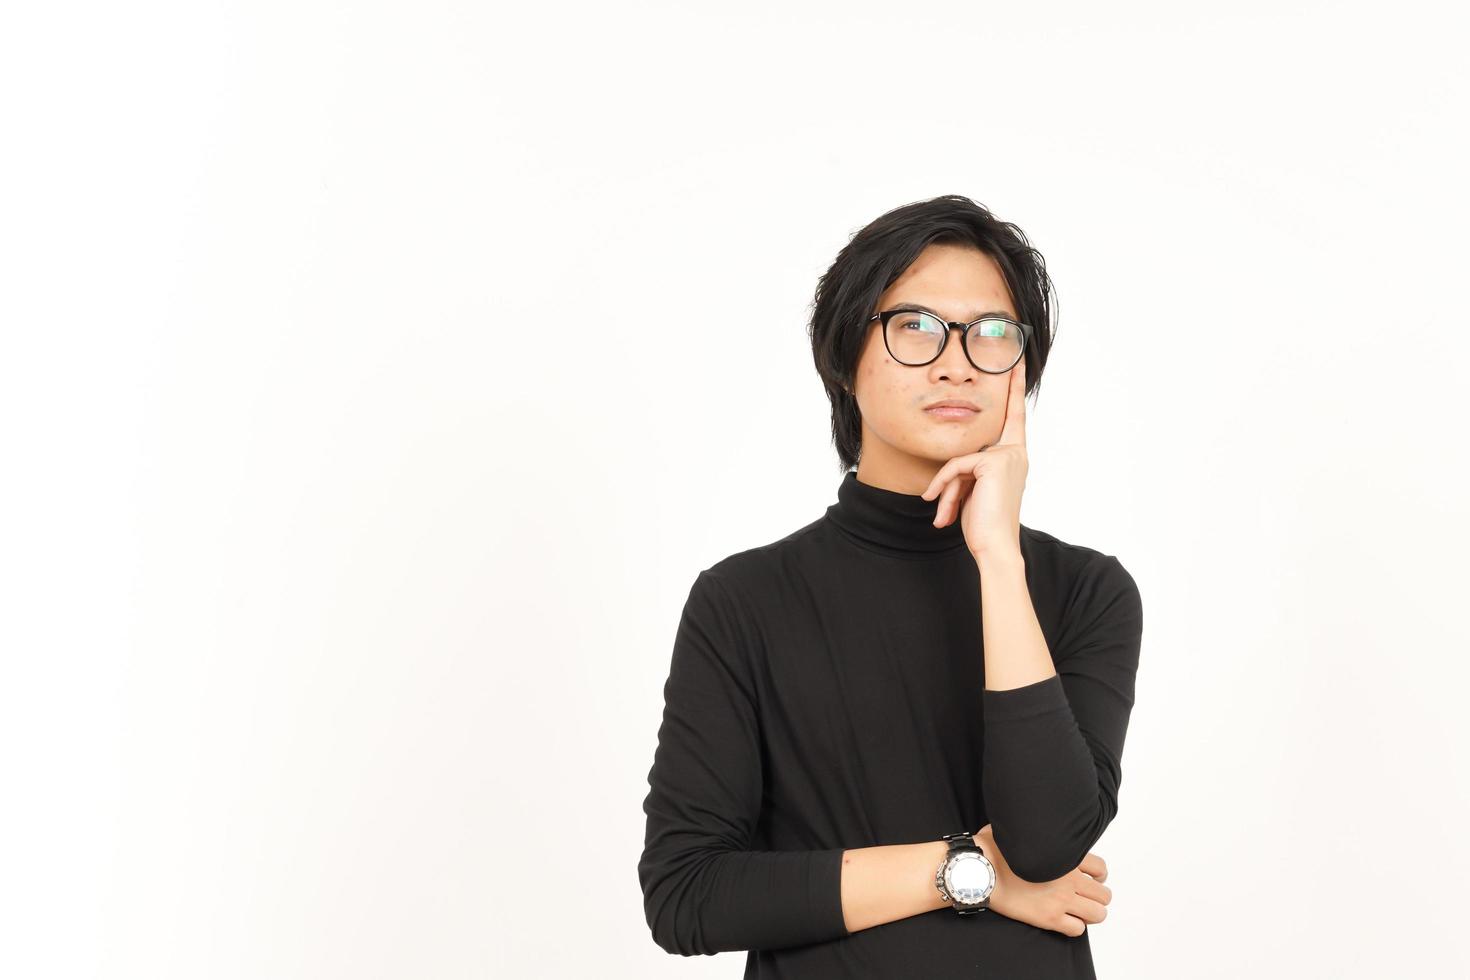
930 325 978 381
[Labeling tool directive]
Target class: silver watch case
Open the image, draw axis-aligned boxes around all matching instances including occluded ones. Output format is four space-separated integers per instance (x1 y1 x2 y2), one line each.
935 832 995 915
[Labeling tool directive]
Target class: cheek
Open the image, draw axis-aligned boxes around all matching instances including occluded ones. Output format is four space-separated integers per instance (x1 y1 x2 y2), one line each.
857 361 918 411
857 371 926 443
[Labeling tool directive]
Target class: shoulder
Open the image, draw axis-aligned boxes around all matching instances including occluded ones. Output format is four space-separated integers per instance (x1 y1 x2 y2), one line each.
1020 522 1117 567
1021 524 1133 578
673 517 827 662
1019 524 1142 622
698 514 829 593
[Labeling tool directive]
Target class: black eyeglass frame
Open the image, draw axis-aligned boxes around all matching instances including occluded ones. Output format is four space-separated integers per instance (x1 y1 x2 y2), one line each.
867 310 1030 374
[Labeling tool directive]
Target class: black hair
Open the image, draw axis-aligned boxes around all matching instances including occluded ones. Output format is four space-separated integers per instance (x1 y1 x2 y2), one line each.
807 194 1058 472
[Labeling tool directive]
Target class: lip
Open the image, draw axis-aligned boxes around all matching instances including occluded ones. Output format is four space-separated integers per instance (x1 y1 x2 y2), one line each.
924 399 980 419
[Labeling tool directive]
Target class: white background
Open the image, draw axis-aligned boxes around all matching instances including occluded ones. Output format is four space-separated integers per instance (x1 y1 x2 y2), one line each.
3 1 1468 977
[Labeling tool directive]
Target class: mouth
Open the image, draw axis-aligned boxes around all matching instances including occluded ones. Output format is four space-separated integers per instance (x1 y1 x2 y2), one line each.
924 400 980 420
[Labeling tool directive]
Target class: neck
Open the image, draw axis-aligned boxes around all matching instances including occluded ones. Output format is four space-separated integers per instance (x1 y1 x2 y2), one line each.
824 467 970 559
854 455 945 498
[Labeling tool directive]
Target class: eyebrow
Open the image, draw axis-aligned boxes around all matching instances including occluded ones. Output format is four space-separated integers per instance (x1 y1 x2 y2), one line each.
887 301 1017 321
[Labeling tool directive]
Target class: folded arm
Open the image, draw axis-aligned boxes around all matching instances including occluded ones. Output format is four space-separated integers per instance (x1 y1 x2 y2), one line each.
638 570 851 955
978 553 1144 883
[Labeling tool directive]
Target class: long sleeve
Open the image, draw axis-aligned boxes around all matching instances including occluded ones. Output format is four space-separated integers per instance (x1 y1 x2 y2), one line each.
980 554 1143 883
638 569 849 956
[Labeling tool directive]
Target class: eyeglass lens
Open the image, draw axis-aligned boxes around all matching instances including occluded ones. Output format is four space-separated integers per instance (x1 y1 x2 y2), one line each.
884 312 1022 372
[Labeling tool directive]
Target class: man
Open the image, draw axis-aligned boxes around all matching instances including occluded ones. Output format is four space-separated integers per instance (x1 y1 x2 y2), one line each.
638 195 1144 978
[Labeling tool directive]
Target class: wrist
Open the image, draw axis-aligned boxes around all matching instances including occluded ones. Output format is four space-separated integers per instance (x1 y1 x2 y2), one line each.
926 839 951 911
972 545 1024 570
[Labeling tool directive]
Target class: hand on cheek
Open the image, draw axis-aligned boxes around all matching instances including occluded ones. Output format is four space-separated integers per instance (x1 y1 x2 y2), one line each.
920 358 1029 560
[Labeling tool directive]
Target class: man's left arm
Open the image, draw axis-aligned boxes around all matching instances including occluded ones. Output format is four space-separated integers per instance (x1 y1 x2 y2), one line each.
977 551 1144 883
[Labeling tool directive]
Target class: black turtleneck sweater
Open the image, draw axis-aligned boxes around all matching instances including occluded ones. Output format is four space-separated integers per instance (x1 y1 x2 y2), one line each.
638 469 1143 978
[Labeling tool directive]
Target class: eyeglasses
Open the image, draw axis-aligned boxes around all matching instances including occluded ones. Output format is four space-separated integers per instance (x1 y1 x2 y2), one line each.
868 309 1029 374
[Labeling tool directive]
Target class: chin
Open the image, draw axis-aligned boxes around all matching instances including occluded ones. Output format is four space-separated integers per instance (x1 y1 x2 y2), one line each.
907 440 975 465
923 429 993 461
924 429 987 452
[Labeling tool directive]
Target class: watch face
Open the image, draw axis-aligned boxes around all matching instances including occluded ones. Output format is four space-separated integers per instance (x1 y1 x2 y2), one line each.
945 852 995 904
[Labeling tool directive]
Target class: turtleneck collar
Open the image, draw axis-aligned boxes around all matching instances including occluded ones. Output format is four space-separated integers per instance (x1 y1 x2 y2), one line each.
824 469 971 558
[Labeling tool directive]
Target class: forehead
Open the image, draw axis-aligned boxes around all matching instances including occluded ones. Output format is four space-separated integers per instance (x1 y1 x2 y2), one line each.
877 243 1016 319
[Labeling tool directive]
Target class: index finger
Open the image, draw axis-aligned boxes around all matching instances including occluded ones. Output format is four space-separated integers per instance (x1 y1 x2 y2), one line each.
994 355 1027 446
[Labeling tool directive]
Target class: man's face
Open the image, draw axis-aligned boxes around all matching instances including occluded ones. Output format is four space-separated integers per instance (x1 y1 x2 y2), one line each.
852 242 1021 474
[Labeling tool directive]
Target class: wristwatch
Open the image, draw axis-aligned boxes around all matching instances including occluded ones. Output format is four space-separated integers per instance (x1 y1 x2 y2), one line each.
934 831 995 915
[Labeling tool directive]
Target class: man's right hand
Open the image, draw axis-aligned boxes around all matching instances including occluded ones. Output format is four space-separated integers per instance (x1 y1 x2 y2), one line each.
973 824 1112 938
